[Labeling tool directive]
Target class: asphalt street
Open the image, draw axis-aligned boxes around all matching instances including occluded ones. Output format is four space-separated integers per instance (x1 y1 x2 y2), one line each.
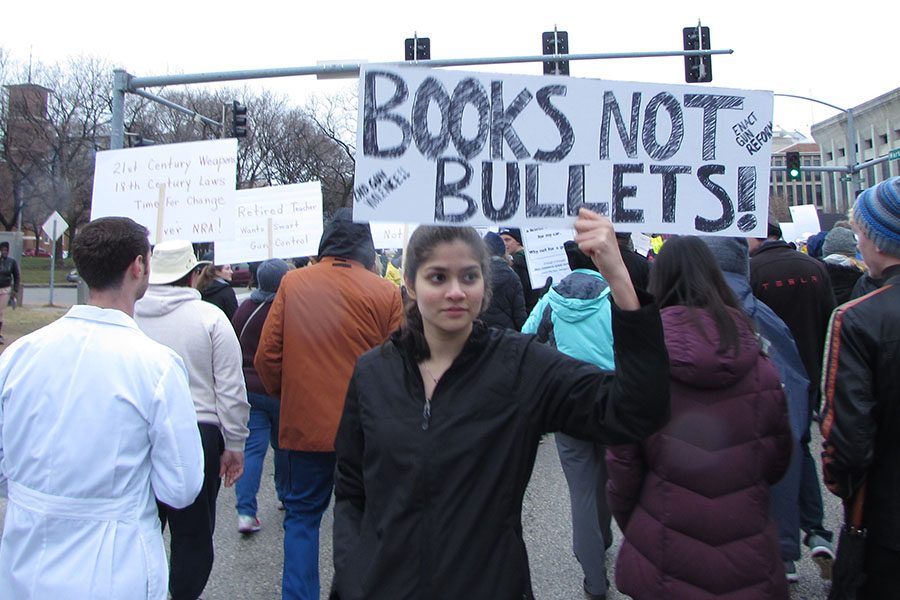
0 433 836 599
3 288 840 598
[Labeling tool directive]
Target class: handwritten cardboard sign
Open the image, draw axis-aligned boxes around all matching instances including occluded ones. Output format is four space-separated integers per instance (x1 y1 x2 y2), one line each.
91 139 238 243
522 227 572 290
354 65 774 236
214 182 324 264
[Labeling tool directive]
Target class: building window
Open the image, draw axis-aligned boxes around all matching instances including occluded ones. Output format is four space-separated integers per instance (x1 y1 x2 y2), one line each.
827 151 834 161
880 133 889 145
864 139 873 150
816 187 823 208
883 161 892 180
839 148 846 157
806 184 814 203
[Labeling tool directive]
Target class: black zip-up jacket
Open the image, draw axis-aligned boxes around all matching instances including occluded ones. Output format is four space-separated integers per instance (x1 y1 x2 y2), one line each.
821 264 900 549
331 293 669 599
750 240 836 388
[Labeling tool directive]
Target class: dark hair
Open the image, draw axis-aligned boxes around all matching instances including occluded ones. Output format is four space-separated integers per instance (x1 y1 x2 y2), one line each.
399 226 492 360
563 241 597 272
648 235 749 356
0 242 9 251
72 217 150 291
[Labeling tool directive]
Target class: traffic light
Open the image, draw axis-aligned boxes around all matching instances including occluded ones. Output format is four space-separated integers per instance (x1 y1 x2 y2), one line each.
542 30 569 75
231 101 248 138
404 36 431 61
786 151 802 181
682 25 712 83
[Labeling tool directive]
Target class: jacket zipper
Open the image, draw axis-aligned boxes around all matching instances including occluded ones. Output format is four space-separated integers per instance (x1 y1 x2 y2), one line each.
422 396 432 430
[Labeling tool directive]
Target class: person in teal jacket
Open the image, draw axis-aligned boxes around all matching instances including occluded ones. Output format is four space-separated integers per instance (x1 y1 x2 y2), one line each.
521 241 614 600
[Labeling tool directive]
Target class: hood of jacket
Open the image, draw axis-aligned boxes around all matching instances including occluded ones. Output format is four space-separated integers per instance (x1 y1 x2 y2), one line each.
546 270 610 323
662 305 759 390
135 285 202 318
200 279 230 300
317 207 375 269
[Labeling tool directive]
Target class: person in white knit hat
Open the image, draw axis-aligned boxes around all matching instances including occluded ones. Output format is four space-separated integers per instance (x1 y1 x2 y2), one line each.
135 239 250 600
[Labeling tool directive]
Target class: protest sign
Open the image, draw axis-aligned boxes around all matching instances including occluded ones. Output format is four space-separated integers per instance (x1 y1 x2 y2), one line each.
631 232 653 258
354 65 773 236
522 227 572 290
779 221 799 245
214 182 323 264
371 222 414 250
91 139 238 243
789 204 822 237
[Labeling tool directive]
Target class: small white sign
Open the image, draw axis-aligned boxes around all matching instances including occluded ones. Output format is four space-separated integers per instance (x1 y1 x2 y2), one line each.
522 227 572 290
788 204 821 238
42 211 68 240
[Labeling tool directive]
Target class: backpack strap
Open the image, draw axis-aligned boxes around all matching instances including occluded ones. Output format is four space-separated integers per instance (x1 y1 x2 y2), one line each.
534 304 556 348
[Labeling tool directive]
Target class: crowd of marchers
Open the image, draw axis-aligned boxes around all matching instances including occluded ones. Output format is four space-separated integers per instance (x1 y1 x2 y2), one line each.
0 176 899 600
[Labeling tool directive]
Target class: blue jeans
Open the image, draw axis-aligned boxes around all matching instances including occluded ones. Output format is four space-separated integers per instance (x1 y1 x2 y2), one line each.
282 450 336 600
235 392 288 517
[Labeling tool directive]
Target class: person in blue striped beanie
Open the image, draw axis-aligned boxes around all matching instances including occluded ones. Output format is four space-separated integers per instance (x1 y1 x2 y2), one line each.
853 176 900 264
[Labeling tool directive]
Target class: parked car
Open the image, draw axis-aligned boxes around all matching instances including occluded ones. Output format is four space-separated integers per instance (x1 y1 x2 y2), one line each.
230 263 252 288
66 269 81 283
23 248 51 257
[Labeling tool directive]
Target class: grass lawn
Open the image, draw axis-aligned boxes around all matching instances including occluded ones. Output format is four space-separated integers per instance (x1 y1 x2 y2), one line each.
18 256 76 286
1 306 68 353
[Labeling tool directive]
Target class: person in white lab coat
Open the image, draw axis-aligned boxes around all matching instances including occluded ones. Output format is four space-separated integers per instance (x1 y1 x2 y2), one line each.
0 217 204 600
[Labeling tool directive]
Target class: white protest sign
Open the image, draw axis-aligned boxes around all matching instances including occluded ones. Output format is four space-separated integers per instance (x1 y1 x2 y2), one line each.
354 65 774 237
371 222 414 250
91 139 238 242
779 221 799 244
631 232 653 258
214 182 324 264
522 227 572 290
42 211 68 240
788 204 822 237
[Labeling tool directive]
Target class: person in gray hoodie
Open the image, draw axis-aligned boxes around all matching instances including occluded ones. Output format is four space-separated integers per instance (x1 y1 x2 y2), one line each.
521 242 615 600
135 239 250 600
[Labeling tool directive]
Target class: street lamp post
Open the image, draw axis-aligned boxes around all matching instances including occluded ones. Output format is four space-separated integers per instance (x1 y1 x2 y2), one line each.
774 93 860 211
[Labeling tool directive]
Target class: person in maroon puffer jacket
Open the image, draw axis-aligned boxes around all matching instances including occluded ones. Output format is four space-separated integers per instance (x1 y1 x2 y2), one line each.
607 236 793 600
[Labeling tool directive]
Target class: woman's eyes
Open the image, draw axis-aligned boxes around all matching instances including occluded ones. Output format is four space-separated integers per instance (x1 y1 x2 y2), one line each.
426 272 480 284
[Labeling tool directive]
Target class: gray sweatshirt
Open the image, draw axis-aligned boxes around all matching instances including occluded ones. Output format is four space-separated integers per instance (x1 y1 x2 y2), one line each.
135 285 249 452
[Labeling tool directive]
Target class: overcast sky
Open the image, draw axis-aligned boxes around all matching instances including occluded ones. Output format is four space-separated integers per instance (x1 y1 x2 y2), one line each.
5 0 897 139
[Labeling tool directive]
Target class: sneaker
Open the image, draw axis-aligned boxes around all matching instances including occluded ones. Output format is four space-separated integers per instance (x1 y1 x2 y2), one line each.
237 515 261 534
783 560 799 583
807 534 835 580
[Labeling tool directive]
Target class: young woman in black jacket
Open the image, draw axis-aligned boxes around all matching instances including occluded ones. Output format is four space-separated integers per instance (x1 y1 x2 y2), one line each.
331 209 670 599
196 262 238 320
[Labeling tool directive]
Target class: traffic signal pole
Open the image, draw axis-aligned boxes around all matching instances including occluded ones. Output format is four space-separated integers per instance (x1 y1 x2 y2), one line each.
774 93 861 194
110 47 731 149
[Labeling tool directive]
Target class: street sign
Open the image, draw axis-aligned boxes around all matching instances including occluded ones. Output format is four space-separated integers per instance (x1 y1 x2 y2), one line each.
890 148 900 160
42 211 68 240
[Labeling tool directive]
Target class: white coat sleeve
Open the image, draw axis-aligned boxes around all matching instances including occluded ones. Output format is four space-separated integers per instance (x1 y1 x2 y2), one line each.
148 357 205 509
211 315 250 452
